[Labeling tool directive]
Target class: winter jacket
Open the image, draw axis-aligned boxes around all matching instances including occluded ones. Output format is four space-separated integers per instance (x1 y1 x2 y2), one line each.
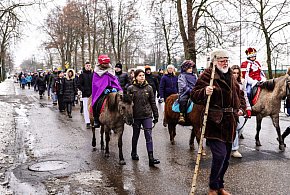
49 72 58 88
159 73 178 100
127 80 159 120
145 73 159 97
78 69 93 97
53 77 64 95
25 75 32 83
190 68 246 143
36 76 46 92
178 72 197 101
20 77 27 85
61 69 77 103
115 71 130 91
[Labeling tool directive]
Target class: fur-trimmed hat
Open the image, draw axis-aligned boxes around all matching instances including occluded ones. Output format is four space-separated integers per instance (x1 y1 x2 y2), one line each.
210 49 229 61
245 47 257 58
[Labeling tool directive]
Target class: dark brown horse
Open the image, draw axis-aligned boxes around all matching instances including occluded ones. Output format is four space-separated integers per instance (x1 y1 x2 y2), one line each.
252 68 290 151
164 94 203 150
89 92 133 165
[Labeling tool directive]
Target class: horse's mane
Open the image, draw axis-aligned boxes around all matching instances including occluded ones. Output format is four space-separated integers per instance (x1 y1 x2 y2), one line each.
260 79 275 91
107 92 133 112
107 93 118 112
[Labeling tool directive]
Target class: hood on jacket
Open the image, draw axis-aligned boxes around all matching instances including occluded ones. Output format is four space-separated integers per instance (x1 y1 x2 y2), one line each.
65 69 76 80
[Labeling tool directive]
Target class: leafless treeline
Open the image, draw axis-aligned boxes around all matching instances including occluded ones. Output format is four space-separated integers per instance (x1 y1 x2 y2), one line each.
1 0 290 80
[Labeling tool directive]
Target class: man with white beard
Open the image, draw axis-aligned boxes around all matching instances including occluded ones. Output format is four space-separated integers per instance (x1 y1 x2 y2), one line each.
191 49 246 195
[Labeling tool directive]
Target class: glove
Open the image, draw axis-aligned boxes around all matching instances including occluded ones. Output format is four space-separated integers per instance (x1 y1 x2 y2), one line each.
104 89 111 94
153 118 158 124
246 110 251 118
111 88 117 93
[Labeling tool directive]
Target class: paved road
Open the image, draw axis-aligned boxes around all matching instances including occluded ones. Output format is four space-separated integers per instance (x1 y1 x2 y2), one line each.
1 79 290 195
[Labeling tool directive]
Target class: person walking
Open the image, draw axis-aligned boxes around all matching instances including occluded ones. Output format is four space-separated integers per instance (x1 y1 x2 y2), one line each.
25 73 32 89
144 65 159 98
78 62 93 129
159 64 178 126
54 71 65 112
231 65 251 158
20 74 27 89
61 69 77 118
191 50 246 195
36 72 46 99
127 69 160 167
49 68 59 105
114 62 130 92
177 60 198 123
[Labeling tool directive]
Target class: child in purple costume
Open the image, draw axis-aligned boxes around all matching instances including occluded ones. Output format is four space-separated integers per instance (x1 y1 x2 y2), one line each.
92 55 122 127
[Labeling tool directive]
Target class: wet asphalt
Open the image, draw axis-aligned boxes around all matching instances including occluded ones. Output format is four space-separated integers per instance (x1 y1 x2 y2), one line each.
1 79 290 195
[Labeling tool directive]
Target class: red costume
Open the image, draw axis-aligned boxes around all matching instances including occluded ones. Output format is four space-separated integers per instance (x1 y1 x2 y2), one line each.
241 48 266 86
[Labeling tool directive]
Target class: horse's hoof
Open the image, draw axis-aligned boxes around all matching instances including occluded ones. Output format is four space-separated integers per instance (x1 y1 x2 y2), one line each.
170 140 175 145
105 153 110 158
101 146 104 150
92 140 96 147
119 160 126 165
255 141 262 146
92 147 97 151
202 150 206 156
279 144 285 151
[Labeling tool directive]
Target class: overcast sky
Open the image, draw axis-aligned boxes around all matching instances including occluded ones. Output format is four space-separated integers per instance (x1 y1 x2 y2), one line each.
14 0 67 66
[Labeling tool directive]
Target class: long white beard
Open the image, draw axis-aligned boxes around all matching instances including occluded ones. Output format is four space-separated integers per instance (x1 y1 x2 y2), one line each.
217 66 229 73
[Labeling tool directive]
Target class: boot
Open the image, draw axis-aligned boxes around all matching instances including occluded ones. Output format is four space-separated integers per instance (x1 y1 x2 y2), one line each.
178 113 185 123
148 151 160 167
131 152 139 160
94 118 100 128
68 113 72 118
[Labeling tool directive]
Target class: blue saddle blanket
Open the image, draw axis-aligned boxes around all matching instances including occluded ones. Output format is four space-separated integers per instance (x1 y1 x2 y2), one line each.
172 100 193 113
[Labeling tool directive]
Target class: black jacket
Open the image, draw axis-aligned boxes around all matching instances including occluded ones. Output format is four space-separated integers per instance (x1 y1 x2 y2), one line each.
127 80 158 120
78 69 93 97
115 71 130 91
145 73 159 96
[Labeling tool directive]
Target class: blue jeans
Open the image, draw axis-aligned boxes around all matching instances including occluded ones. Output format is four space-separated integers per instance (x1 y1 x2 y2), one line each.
51 88 58 103
232 116 245 150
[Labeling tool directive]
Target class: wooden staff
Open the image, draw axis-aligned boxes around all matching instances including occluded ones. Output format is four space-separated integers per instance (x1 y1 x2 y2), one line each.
190 62 216 195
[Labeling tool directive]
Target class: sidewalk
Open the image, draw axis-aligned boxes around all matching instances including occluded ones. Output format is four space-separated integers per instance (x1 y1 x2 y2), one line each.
0 79 16 194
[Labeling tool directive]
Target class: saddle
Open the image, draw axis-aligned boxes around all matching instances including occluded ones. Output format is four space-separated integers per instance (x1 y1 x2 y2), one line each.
172 99 194 113
95 94 108 115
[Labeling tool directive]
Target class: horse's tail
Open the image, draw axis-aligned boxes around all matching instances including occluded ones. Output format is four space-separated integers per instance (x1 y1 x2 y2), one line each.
107 93 118 112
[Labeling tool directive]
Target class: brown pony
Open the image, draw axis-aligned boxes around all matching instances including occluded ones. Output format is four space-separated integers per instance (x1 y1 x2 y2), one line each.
252 68 290 151
89 92 133 165
164 94 203 149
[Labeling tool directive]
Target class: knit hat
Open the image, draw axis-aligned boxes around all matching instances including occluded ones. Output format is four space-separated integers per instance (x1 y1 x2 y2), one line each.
144 65 151 71
115 63 122 69
181 60 195 72
245 47 257 58
98 54 110 64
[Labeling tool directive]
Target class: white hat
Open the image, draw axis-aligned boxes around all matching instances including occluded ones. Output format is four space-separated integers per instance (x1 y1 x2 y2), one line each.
210 49 229 61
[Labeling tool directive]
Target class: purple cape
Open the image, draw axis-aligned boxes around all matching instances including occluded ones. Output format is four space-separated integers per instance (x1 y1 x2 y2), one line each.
92 72 122 106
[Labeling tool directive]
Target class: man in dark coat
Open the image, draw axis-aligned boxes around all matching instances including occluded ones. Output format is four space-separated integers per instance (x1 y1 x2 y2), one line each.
115 62 130 92
191 49 246 195
144 65 159 98
78 62 93 128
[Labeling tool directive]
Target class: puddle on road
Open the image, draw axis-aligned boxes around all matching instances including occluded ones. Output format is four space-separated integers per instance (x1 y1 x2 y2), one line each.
28 160 69 172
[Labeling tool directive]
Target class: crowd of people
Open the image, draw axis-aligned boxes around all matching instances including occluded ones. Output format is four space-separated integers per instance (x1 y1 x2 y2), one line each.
15 48 290 195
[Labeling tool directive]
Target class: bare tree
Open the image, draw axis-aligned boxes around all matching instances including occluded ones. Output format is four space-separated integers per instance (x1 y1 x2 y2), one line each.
240 0 290 78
